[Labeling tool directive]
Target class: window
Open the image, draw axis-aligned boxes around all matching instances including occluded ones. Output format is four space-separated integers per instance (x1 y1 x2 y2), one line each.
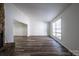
53 18 61 39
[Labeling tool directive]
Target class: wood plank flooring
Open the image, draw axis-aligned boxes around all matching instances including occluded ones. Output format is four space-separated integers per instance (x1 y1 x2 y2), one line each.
0 36 74 56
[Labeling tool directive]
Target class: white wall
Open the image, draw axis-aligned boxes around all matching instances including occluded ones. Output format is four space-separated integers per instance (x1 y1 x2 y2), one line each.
47 22 53 36
4 4 15 43
4 4 48 43
62 4 79 50
30 19 47 36
4 4 30 43
49 4 79 55
13 21 27 36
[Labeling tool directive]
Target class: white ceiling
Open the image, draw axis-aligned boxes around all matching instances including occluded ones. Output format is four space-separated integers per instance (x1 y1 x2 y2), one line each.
14 3 71 22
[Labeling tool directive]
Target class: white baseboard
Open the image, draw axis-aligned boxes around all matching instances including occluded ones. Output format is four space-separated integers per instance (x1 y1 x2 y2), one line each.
70 50 79 56
49 35 76 55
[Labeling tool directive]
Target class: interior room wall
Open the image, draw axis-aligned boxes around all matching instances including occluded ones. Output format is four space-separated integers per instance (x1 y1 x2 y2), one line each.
49 4 79 55
30 19 47 36
4 4 48 43
4 4 30 43
13 21 27 36
47 22 53 36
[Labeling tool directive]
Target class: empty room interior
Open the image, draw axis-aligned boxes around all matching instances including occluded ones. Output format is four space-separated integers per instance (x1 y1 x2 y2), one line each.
0 3 79 56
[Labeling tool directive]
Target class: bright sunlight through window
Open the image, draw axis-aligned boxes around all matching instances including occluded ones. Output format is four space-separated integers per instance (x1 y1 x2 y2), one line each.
53 18 61 40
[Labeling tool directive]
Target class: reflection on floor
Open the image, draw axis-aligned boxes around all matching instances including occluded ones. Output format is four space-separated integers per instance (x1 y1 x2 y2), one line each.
0 36 74 56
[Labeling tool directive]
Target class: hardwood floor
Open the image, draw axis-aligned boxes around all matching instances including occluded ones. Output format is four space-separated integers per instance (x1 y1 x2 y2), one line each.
0 36 74 56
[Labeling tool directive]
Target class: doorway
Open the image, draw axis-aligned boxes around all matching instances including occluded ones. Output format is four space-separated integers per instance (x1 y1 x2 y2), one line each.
13 20 28 37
